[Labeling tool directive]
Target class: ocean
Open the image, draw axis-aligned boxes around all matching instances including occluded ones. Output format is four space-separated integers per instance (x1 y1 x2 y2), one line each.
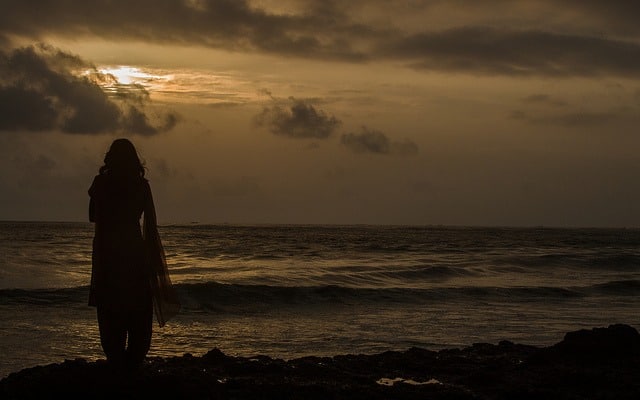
1 221 639 378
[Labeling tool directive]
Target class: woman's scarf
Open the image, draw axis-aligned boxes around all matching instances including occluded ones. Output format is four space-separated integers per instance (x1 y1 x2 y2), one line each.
143 183 181 327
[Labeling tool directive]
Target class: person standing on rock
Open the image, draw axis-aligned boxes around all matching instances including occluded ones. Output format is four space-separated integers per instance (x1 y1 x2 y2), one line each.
88 138 180 369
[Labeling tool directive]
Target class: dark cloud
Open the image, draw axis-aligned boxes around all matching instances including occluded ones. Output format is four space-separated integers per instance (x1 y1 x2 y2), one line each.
3 1 640 78
255 97 341 139
0 0 371 62
554 0 640 36
341 127 418 156
381 27 640 77
120 105 179 136
0 44 178 135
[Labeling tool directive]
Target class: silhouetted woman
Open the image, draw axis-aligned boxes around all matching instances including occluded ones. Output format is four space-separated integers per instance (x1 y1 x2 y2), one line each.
88 138 179 369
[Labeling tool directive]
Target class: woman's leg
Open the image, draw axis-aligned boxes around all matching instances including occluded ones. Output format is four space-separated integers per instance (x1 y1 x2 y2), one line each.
125 302 153 367
97 307 127 365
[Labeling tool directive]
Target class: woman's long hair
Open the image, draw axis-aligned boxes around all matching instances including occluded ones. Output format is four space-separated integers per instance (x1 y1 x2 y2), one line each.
99 138 145 178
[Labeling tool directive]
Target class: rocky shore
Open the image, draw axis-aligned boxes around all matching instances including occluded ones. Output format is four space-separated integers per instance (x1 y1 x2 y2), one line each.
1 324 639 399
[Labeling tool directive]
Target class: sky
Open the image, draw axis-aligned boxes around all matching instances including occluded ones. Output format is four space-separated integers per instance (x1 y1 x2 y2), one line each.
1 0 640 227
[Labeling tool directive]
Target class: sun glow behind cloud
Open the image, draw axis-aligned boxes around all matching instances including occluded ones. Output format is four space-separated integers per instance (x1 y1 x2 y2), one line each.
88 65 262 105
98 65 166 85
95 65 174 99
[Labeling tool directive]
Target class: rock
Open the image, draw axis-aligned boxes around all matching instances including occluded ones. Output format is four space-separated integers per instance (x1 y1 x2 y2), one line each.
1 325 639 399
555 324 640 359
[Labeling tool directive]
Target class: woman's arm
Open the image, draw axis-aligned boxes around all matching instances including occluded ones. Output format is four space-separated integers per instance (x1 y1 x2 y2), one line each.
88 176 100 223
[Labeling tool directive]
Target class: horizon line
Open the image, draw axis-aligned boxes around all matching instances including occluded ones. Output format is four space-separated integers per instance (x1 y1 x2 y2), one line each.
0 219 638 230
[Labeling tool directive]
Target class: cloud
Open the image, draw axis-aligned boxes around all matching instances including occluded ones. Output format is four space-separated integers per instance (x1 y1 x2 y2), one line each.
3 1 640 78
0 44 178 135
509 109 619 127
255 98 419 155
255 97 341 139
341 127 418 156
120 105 179 135
0 0 370 62
522 94 568 107
380 27 640 77
209 176 260 197
152 158 176 180
554 0 640 36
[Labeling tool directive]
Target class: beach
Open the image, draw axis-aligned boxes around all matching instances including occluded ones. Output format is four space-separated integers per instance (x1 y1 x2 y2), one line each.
1 324 639 399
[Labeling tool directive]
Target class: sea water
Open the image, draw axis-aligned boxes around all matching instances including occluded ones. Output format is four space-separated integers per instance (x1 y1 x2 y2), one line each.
1 221 639 378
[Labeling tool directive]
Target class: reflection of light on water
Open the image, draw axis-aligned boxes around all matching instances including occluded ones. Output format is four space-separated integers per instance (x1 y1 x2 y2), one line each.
376 377 442 386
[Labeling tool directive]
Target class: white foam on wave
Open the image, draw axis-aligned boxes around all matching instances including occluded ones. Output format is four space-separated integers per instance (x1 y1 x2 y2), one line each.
376 377 442 386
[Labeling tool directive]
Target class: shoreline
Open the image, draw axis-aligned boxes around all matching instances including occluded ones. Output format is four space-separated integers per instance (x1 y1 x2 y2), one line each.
1 324 639 399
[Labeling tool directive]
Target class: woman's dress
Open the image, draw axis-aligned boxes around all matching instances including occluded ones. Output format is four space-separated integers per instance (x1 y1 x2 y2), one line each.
89 174 179 325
